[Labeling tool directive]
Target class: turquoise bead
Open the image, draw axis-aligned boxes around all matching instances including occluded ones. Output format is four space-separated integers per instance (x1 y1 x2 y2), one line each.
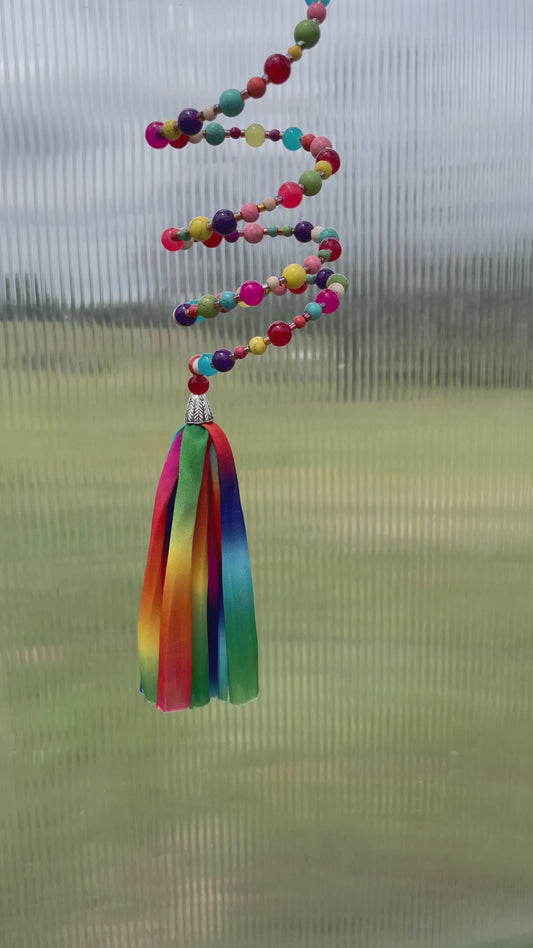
197 353 217 376
318 227 339 241
205 122 225 145
305 302 322 320
267 225 278 237
282 126 303 151
219 88 244 117
178 228 189 241
219 291 237 310
305 0 329 4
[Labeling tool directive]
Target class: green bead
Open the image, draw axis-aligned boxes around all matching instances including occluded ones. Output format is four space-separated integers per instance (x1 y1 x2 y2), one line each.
299 170 323 196
244 123 266 147
197 294 218 319
267 226 278 237
327 273 349 292
219 88 244 117
205 122 225 145
318 249 331 261
281 225 293 237
294 19 320 48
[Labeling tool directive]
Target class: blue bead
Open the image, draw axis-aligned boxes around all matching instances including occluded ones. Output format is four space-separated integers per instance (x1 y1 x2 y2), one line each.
267 225 278 237
304 302 322 320
219 291 237 311
282 126 303 151
205 122 225 145
197 353 217 376
219 88 244 117
317 227 339 241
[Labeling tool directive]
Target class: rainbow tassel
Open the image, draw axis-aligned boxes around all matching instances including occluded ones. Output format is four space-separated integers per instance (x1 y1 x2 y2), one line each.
138 395 258 711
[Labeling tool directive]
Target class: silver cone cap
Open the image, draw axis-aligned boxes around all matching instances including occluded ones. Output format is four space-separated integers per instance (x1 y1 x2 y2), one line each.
184 393 214 425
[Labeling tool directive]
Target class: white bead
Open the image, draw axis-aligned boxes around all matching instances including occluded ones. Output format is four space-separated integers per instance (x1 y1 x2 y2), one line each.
262 197 277 212
203 105 216 121
189 131 204 144
328 282 345 299
181 240 194 250
266 276 280 291
311 226 324 243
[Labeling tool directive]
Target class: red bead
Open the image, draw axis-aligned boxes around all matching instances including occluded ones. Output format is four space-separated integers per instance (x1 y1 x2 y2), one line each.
229 126 242 139
188 304 198 317
233 346 247 360
264 53 291 84
161 228 183 251
188 353 201 373
318 237 342 261
315 289 339 314
278 181 303 209
203 232 223 248
247 76 267 98
169 134 188 150
315 147 341 174
300 133 315 152
293 315 307 329
267 321 292 347
289 282 308 295
188 374 209 395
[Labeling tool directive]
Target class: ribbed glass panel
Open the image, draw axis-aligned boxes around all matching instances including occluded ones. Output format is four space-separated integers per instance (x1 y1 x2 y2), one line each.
1 2 532 947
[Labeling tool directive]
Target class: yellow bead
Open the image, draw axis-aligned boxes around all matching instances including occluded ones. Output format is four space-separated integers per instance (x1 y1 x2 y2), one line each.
161 120 182 141
249 336 267 355
244 123 266 148
189 216 211 241
287 44 302 60
282 263 307 289
237 300 250 308
314 159 332 179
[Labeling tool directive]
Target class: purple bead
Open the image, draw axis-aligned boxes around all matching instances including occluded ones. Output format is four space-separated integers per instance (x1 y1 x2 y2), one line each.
212 208 237 236
294 220 314 243
145 121 168 149
269 128 281 142
315 267 334 289
178 108 203 136
225 230 240 243
212 348 234 372
173 302 196 327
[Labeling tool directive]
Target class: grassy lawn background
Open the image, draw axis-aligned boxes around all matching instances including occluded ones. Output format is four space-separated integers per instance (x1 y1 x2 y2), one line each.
1 321 532 947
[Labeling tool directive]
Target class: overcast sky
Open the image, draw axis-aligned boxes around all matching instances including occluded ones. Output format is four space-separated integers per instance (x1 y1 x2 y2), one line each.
1 0 532 307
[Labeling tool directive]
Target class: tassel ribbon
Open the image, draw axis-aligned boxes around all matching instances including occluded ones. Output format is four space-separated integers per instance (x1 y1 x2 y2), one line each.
138 397 258 710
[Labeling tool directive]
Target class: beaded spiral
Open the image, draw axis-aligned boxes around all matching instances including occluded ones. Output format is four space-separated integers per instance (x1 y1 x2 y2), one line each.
138 0 345 710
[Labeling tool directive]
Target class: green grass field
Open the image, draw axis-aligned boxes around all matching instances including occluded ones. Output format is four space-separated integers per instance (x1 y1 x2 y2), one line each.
1 321 533 947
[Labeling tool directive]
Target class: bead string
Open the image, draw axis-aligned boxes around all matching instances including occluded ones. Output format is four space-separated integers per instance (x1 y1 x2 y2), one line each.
145 0 345 395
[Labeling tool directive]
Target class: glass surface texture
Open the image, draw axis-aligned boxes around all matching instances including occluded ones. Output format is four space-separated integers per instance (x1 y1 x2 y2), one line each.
1 1 532 946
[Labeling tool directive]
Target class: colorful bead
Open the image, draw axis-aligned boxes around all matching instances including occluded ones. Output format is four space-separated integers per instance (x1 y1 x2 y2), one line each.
303 254 322 273
202 105 217 121
245 123 266 147
278 181 303 208
197 295 218 319
314 159 333 178
225 229 240 243
300 133 315 152
161 120 181 141
294 19 320 48
305 0 330 5
267 321 292 346
281 225 293 237
289 282 308 295
294 220 314 242
315 267 334 288
145 121 167 148
293 315 307 329
266 276 280 291
240 280 264 306
315 147 341 173
319 237 342 261
311 226 325 242
212 349 234 372
282 126 303 151
229 126 242 139
267 225 279 237
174 303 196 327
327 282 345 299
262 196 277 212
219 291 238 311
282 264 307 289
233 346 247 360
203 232 223 248
197 353 217 376
307 3 327 23
219 88 244 117
327 273 349 292
315 289 339 313
268 128 281 142
178 108 203 136
169 134 188 150
243 222 264 243
240 202 259 223
188 374 209 395
205 122 226 145
310 136 332 158
272 284 287 296
298 169 323 195
189 216 211 241
304 301 322 320
249 336 267 355
247 76 267 99
318 227 339 241
212 208 237 236
287 44 303 60
161 228 183 251
188 131 204 144
264 53 291 84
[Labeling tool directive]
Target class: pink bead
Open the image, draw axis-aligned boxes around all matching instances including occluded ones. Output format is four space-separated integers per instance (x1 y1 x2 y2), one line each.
239 280 264 306
310 136 332 159
240 202 259 223
243 222 264 244
161 228 183 251
307 2 327 22
234 345 247 360
273 284 287 296
303 255 322 274
315 289 339 314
